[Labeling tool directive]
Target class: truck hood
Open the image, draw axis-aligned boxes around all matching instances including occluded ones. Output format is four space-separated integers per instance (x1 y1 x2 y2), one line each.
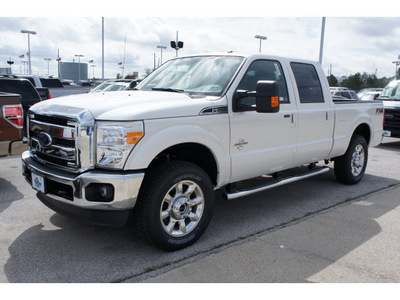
30 90 222 120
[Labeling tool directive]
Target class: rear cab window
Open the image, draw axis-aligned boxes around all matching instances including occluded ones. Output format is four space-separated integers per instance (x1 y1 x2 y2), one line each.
290 62 324 103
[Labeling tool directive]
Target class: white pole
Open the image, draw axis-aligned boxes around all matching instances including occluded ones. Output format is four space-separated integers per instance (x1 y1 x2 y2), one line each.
319 17 326 65
102 17 105 82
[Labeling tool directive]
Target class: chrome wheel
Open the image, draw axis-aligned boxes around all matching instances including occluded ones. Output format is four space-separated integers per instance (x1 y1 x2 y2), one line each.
160 180 205 237
351 144 365 176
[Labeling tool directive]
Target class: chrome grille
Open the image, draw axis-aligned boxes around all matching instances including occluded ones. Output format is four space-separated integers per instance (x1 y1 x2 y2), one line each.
384 108 400 133
29 114 79 169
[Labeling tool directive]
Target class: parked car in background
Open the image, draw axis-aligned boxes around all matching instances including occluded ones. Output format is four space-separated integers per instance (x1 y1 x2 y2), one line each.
330 87 349 92
360 91 382 101
0 92 24 157
331 89 359 100
357 88 383 99
89 79 140 93
61 79 78 86
377 80 400 138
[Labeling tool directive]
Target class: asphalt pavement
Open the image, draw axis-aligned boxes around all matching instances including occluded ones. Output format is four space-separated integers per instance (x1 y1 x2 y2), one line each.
141 184 400 283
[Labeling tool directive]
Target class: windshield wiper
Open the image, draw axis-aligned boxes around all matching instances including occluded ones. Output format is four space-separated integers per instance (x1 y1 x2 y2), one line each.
151 87 185 93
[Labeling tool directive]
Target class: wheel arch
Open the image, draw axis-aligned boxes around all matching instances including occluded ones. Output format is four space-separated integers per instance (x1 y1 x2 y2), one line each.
148 142 219 186
353 123 371 146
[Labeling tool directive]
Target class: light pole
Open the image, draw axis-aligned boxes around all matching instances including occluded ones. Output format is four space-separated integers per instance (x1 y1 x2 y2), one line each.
393 55 400 80
254 35 267 53
319 17 326 64
91 65 96 80
156 45 167 66
44 58 51 76
75 54 84 82
20 30 37 75
21 60 28 74
7 58 14 74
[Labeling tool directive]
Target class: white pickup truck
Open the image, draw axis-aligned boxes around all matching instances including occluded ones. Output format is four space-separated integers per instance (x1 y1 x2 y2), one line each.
22 54 384 251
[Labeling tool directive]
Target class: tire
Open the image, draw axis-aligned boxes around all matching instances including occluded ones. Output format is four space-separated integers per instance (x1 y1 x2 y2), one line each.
334 134 368 185
134 160 215 251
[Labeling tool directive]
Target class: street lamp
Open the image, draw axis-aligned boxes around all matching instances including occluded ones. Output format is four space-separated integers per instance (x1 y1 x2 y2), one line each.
7 58 14 74
44 58 51 76
254 35 267 53
75 54 84 82
157 45 167 66
20 30 37 75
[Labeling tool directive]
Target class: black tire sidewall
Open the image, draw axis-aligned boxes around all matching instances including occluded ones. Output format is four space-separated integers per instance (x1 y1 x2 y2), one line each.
335 135 368 184
141 161 214 251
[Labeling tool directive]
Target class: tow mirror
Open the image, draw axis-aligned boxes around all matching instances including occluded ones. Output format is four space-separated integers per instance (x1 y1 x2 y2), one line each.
256 80 280 113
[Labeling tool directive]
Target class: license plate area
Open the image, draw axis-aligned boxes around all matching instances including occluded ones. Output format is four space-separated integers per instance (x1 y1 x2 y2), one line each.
383 131 391 137
32 172 46 193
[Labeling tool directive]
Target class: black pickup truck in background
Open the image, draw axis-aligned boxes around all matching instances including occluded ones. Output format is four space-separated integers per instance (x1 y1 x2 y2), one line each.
0 77 46 135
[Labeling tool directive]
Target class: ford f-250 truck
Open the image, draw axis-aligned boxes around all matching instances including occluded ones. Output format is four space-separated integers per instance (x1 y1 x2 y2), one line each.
22 54 384 251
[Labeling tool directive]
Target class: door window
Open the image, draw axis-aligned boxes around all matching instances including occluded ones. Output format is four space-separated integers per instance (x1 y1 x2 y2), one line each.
236 60 289 109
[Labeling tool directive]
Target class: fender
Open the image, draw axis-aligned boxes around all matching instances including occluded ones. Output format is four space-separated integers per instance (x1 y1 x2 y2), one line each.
124 115 232 188
329 104 380 159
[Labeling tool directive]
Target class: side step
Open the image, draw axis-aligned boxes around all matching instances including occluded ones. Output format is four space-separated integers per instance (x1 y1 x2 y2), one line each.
225 166 330 200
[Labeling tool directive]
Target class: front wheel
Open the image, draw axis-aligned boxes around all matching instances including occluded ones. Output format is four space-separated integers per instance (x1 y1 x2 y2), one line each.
134 161 215 251
334 134 368 185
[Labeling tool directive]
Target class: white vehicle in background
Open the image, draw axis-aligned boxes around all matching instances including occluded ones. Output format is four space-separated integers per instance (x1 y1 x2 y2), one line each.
90 79 139 93
357 88 383 99
377 80 400 138
22 53 384 251
331 89 359 100
360 91 383 101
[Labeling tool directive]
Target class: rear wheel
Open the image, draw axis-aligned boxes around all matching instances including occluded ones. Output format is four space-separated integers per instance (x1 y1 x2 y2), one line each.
134 161 215 251
334 134 368 185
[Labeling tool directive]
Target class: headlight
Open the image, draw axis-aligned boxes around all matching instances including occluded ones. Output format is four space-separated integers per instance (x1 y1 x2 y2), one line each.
96 121 144 169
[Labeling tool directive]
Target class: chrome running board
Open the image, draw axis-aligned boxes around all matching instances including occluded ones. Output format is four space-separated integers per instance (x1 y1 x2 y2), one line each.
225 167 330 200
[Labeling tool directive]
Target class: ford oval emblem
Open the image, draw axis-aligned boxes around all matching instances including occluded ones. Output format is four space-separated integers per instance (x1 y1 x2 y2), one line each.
37 131 52 147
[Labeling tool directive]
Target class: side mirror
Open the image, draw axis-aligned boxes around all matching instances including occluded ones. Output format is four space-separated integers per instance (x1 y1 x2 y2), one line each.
256 80 280 113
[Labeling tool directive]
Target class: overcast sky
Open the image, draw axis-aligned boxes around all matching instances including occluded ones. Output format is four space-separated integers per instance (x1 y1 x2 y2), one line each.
1 1 399 80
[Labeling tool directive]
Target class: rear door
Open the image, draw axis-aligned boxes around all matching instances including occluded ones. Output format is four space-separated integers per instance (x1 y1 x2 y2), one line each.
289 62 334 166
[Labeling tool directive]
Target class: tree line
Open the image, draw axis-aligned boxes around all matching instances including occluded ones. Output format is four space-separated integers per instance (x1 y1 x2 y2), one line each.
327 69 400 92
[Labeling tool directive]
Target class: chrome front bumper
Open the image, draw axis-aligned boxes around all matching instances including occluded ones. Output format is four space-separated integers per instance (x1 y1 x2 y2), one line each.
21 151 144 211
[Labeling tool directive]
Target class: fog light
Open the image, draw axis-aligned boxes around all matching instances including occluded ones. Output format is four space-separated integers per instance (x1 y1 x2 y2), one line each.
85 183 114 202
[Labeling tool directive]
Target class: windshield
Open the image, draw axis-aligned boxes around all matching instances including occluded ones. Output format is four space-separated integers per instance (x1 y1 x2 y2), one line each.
90 83 111 93
137 56 244 96
378 81 400 100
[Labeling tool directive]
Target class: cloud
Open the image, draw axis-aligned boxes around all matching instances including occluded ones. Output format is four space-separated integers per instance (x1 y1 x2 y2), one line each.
1 17 400 79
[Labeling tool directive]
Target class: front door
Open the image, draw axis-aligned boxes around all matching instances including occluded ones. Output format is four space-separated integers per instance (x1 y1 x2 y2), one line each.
229 59 298 183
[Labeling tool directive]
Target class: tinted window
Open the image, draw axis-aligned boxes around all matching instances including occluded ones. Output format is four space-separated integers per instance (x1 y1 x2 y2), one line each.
341 92 351 99
40 78 63 87
0 79 38 99
236 60 289 108
291 63 324 103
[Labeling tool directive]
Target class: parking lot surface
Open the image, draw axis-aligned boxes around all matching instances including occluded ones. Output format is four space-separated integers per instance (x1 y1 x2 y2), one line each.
0 138 399 282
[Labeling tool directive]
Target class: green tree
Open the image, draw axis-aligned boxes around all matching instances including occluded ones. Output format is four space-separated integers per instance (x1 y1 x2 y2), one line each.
327 74 338 86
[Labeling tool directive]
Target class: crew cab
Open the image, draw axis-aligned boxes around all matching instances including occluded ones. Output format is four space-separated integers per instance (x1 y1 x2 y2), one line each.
21 54 384 251
0 92 24 157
